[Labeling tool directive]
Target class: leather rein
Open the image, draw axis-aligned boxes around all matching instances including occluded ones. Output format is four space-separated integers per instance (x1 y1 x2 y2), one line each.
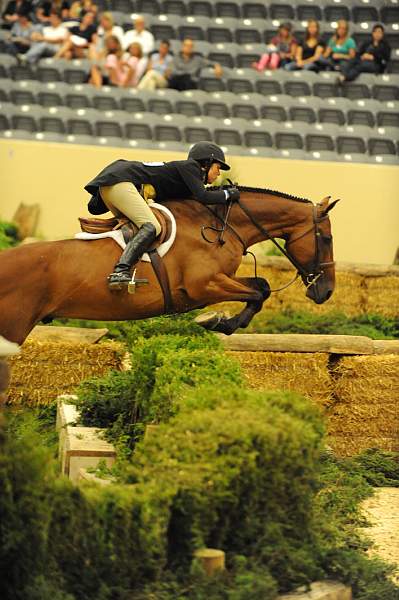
202 199 334 290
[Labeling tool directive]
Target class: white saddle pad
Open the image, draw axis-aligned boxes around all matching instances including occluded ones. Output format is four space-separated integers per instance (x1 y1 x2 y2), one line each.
74 203 176 263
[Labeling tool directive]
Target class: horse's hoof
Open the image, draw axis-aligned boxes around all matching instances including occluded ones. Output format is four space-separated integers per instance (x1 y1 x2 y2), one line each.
194 311 223 330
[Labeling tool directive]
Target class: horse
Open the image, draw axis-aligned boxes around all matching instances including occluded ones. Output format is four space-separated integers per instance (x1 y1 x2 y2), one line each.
0 187 339 345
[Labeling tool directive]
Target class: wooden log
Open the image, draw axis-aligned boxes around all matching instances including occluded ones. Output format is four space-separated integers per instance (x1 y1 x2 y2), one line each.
61 425 116 483
28 325 109 344
78 468 114 486
372 340 399 355
194 549 225 576
241 254 399 277
278 580 352 600
12 202 40 240
217 333 375 355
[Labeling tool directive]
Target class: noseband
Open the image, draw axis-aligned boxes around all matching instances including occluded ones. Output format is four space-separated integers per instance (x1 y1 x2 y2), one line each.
236 200 334 288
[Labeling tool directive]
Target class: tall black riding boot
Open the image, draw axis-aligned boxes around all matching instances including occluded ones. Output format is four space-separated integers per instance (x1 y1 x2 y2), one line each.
108 222 157 290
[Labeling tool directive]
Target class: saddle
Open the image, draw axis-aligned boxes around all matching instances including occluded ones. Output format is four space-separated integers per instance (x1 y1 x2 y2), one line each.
79 207 171 251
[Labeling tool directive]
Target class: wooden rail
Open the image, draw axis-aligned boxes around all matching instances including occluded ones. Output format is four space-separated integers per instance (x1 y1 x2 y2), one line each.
217 333 399 355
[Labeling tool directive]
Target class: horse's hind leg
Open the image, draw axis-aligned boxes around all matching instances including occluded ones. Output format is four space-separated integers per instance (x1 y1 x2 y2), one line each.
195 275 270 335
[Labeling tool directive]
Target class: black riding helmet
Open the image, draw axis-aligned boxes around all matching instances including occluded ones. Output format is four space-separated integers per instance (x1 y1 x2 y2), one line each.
188 142 231 171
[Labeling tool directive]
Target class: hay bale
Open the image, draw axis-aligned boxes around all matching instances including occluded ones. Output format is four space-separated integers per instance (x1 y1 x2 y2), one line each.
236 265 367 316
328 354 399 455
6 340 125 406
229 351 332 407
365 276 399 317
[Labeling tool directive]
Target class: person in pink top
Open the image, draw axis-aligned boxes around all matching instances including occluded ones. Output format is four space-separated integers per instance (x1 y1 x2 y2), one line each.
90 36 147 88
252 22 298 70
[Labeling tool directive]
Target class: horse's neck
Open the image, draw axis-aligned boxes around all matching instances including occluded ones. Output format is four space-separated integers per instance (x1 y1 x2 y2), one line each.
232 193 312 249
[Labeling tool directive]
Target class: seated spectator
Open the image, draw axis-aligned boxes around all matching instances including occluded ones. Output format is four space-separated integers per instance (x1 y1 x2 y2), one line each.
285 20 324 71
1 0 31 30
168 37 222 91
124 41 147 86
338 24 391 83
89 36 144 88
22 9 68 63
137 40 173 90
55 9 96 58
37 0 70 22
5 7 38 55
317 20 356 71
252 22 297 71
69 0 98 18
123 15 154 56
88 11 123 60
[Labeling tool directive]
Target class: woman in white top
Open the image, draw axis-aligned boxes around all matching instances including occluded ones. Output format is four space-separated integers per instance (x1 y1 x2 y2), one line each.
88 11 124 60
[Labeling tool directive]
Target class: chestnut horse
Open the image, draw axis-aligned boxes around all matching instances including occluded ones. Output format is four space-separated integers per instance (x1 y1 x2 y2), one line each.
0 187 338 344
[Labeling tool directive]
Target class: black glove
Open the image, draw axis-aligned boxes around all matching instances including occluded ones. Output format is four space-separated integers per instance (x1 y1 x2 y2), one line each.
225 186 240 202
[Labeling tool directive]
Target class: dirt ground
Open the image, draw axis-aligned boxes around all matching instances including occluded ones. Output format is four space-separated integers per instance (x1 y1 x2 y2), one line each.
362 487 399 582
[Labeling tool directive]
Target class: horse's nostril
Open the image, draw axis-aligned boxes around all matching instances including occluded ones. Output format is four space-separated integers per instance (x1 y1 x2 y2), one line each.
325 290 332 301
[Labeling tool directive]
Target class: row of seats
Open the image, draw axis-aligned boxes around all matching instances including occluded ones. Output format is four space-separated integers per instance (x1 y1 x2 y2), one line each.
1 102 397 158
69 14 399 49
93 0 399 25
2 81 398 130
1 55 398 100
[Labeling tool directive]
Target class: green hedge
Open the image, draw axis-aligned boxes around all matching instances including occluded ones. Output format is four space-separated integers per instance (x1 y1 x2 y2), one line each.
0 220 18 250
75 333 242 450
3 313 399 599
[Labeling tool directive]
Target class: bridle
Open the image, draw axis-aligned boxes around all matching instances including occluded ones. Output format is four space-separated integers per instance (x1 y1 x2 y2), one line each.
201 199 334 290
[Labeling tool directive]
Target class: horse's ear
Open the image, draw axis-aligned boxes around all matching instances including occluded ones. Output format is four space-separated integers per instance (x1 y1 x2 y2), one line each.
324 199 340 214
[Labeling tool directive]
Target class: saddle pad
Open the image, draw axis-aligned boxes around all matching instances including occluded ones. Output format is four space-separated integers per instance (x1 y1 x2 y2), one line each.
74 203 176 263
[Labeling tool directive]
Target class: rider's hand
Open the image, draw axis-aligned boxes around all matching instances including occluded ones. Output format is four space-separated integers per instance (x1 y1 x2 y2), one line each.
225 186 240 202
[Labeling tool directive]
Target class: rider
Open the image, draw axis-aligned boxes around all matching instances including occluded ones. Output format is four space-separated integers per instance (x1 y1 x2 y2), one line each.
84 142 240 290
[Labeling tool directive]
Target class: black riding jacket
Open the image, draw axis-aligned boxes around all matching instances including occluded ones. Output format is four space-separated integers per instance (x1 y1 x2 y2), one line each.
85 158 227 214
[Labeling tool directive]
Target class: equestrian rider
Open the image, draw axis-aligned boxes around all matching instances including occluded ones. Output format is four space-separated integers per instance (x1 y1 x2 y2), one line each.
84 142 240 290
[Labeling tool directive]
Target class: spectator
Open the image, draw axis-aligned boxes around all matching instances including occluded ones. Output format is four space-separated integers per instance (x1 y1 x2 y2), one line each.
88 11 123 60
5 7 38 55
2 0 31 30
168 37 222 91
89 35 144 88
55 9 96 58
22 9 68 63
338 24 391 83
69 0 98 18
317 20 356 71
124 41 147 86
137 39 173 90
123 15 154 56
252 22 297 71
285 20 324 71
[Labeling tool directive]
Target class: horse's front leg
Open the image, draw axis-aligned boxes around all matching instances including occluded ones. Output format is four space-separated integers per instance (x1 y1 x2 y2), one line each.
195 275 270 335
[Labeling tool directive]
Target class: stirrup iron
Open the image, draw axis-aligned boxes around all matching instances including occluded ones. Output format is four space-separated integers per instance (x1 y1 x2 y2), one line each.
128 268 149 294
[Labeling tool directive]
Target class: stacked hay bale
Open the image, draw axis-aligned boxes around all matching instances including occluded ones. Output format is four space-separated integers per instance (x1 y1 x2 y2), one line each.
7 340 124 406
230 351 333 408
237 263 368 316
328 354 399 456
365 276 399 316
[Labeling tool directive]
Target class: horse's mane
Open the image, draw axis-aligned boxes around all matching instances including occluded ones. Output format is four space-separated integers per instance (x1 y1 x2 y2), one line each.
238 186 312 204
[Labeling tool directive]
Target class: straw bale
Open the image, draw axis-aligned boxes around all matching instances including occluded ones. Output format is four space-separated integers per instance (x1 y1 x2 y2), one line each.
229 351 332 407
236 265 366 316
327 354 399 454
365 276 399 317
332 355 399 405
329 436 399 458
6 340 125 406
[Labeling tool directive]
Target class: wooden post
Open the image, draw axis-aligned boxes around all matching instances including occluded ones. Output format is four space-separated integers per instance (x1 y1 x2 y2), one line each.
144 424 159 440
194 549 225 576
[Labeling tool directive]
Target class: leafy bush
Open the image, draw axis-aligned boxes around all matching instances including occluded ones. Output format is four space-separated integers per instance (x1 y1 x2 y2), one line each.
245 309 399 339
0 220 18 250
76 334 242 449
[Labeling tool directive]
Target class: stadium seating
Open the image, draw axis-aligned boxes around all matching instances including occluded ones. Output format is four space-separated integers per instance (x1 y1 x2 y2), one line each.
0 0 398 163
